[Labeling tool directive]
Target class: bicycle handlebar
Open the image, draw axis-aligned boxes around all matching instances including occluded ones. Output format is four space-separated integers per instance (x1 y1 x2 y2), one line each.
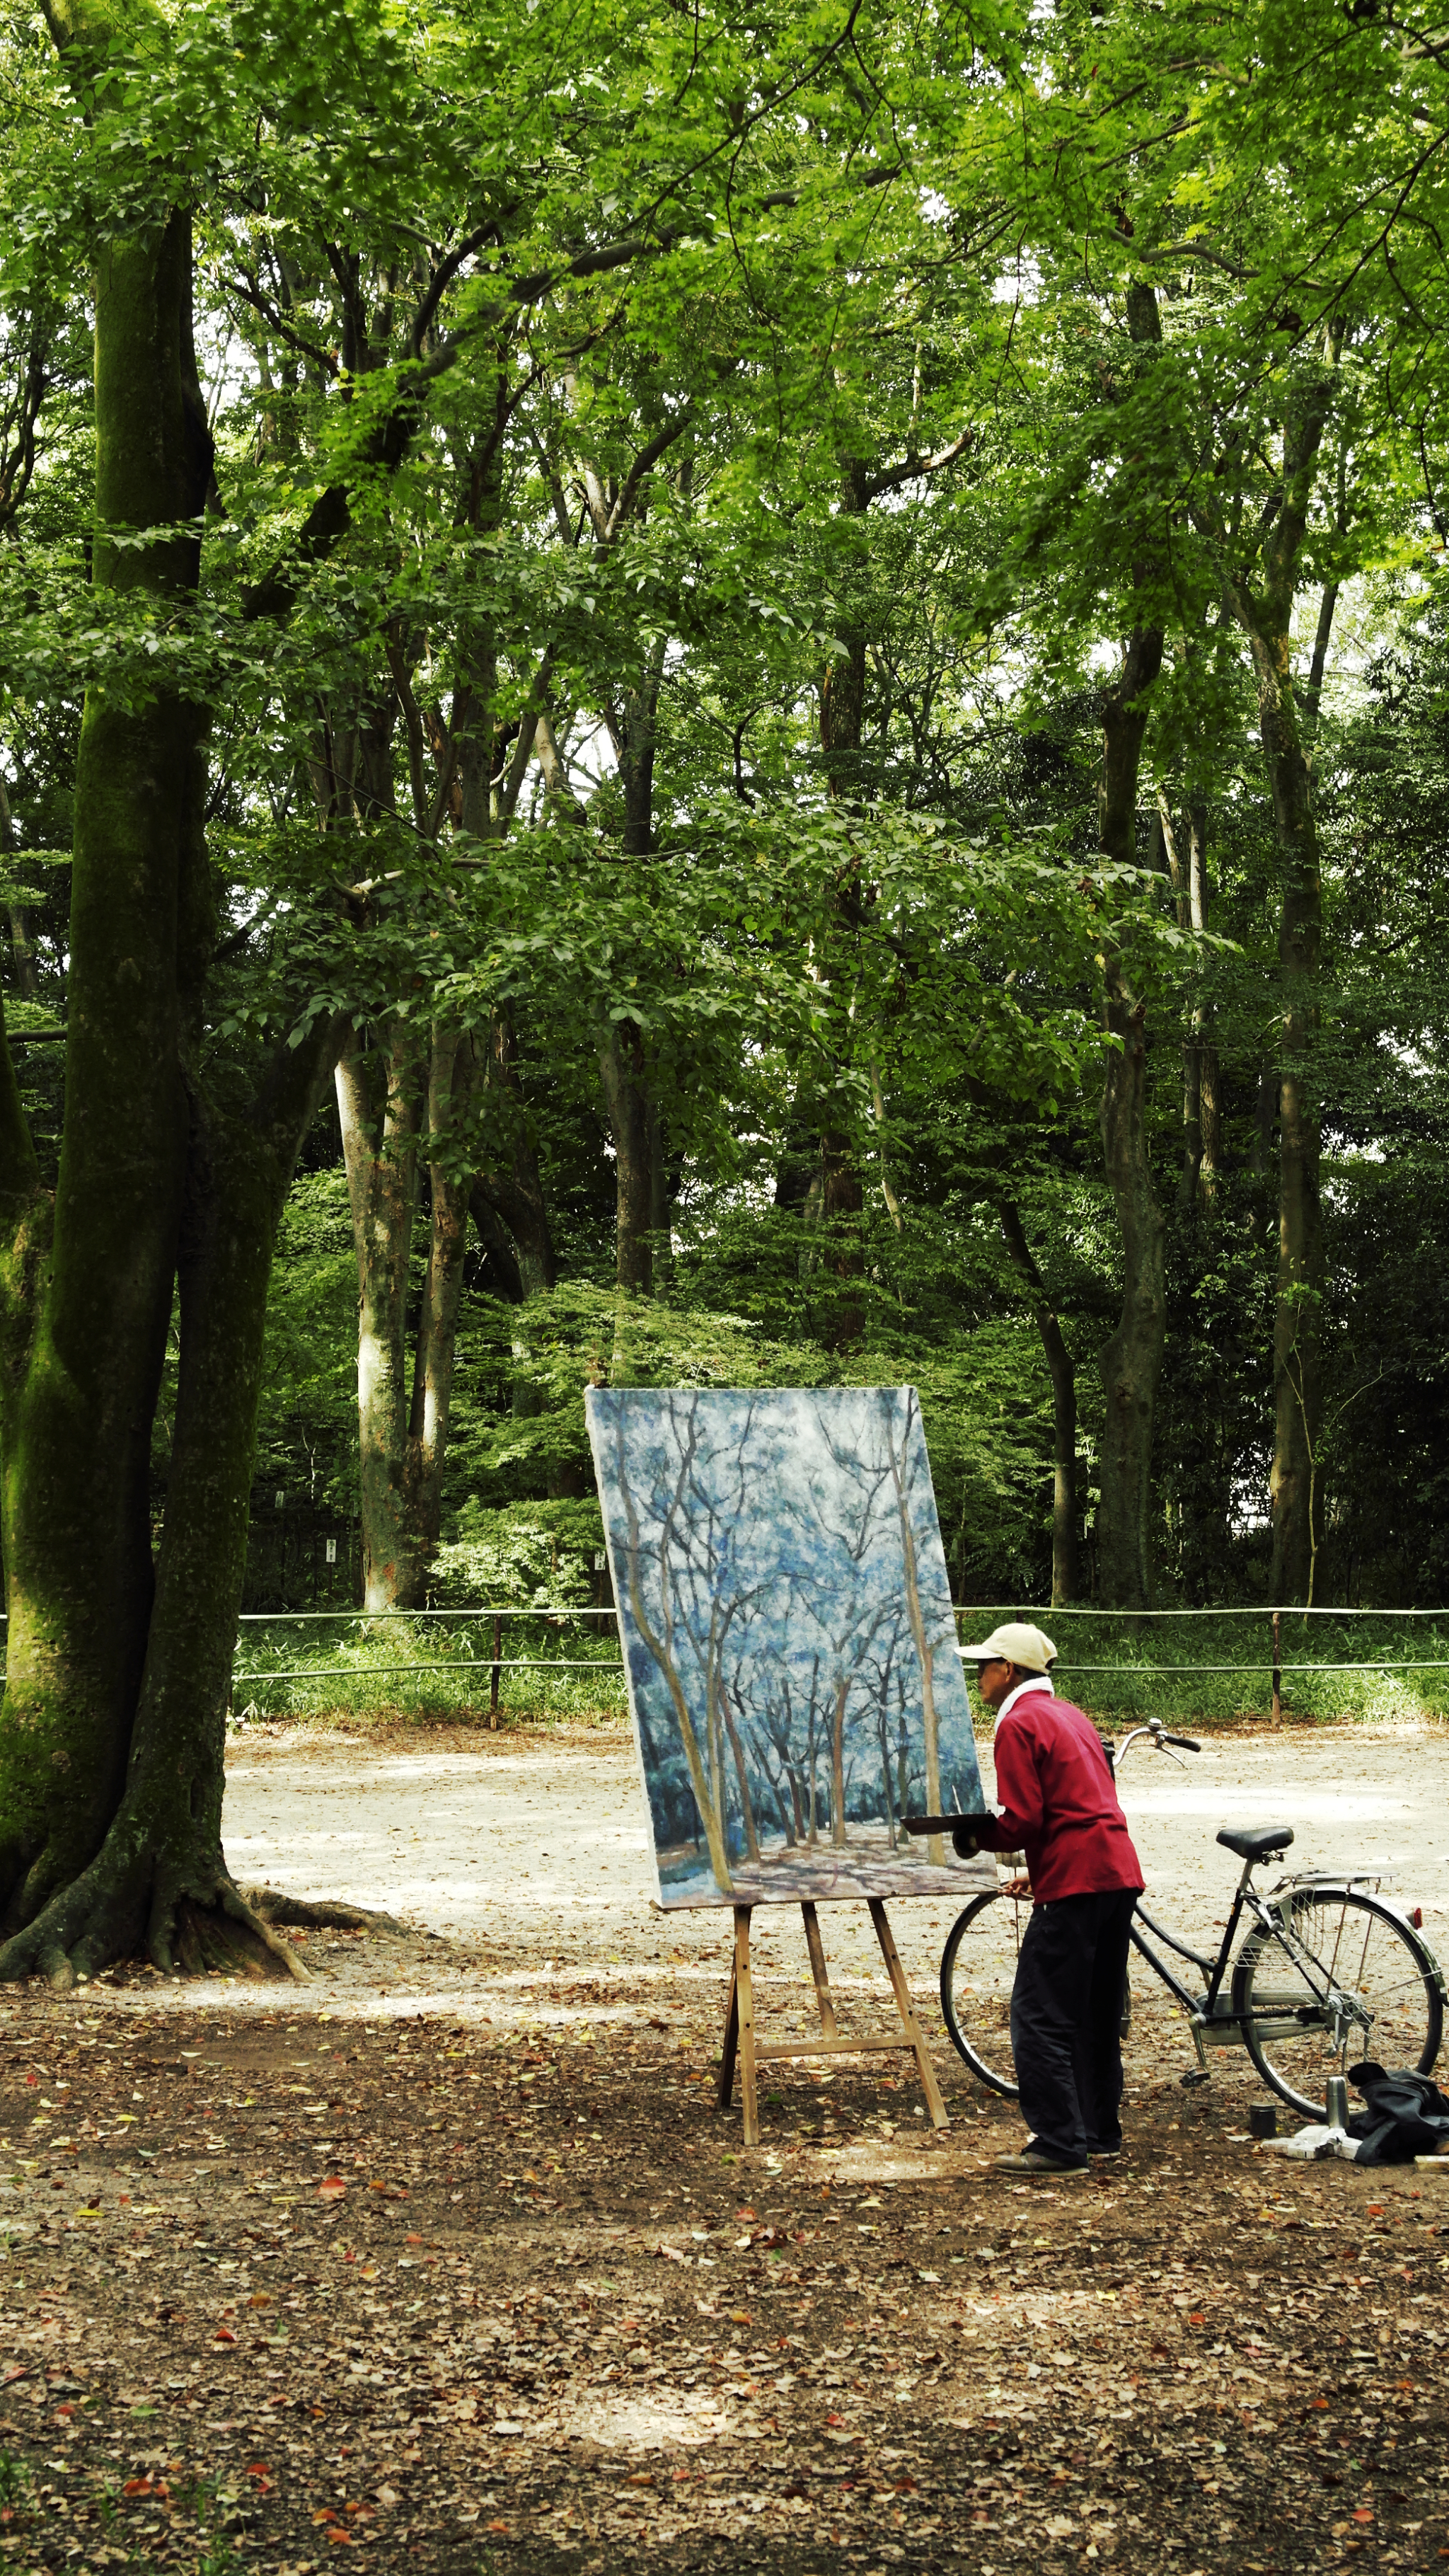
1113 1717 1201 1765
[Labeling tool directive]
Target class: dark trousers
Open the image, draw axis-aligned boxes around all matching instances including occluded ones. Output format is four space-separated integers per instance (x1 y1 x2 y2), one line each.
1010 1887 1138 2166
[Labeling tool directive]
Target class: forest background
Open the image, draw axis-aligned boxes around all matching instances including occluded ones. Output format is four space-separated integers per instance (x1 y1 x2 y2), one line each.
1 0 1448 1977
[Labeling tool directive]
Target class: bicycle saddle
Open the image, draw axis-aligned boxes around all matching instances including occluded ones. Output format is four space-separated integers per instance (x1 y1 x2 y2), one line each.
1216 1824 1294 1861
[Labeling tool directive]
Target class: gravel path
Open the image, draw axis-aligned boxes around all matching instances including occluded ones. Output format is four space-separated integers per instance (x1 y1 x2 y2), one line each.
217 1716 1449 2030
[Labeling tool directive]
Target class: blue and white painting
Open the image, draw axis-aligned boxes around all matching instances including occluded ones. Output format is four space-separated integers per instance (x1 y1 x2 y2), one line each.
585 1385 988 1907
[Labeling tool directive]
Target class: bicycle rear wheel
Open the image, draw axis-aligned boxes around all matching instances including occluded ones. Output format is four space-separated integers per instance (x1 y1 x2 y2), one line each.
939 1889 1027 2098
1233 1887 1444 2120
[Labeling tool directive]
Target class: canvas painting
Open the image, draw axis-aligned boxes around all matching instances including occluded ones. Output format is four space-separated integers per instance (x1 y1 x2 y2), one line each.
585 1384 991 1907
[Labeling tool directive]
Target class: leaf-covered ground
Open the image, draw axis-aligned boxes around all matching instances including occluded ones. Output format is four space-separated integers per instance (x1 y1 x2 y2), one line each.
0 1922 1446 2576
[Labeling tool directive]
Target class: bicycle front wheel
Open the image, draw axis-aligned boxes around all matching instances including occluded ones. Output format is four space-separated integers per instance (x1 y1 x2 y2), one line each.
1233 1887 1444 2120
939 1889 1027 2098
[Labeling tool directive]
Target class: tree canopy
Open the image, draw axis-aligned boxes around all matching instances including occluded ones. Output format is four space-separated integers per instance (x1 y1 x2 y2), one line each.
1 0 1448 1977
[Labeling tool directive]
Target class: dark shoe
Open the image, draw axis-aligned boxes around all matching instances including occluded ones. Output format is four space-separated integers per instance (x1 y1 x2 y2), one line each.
1086 2143 1122 2160
993 2149 1089 2179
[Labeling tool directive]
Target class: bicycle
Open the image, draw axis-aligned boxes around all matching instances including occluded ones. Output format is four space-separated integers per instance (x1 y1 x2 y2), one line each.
931 1716 1447 2121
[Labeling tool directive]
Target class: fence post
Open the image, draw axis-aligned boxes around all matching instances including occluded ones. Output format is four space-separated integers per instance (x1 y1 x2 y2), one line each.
490 1614 502 1727
1271 1609 1282 1727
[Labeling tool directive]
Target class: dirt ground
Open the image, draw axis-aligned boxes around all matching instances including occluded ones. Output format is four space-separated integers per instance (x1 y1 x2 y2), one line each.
1 1716 1447 2576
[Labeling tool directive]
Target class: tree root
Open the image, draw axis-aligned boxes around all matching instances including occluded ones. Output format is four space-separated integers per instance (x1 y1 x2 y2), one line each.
173 1891 311 1982
241 1888 410 1938
0 1852 311 1990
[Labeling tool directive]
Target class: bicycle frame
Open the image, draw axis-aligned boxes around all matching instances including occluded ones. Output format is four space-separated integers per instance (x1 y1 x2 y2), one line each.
1109 1720 1385 2069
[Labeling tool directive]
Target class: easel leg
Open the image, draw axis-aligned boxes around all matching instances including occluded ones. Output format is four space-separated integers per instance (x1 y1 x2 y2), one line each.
717 1961 740 2110
869 1896 949 2130
734 1903 758 2146
800 1901 838 2039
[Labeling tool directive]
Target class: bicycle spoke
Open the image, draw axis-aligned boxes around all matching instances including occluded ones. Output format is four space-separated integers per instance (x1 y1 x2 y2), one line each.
939 1890 1025 2097
1235 1891 1443 2120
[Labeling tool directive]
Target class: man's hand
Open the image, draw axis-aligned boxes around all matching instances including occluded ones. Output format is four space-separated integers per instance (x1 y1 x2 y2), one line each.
1000 1874 1032 1899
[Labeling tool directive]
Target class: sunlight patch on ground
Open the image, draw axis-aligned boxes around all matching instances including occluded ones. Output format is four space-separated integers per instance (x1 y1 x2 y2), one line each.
562 2390 739 2449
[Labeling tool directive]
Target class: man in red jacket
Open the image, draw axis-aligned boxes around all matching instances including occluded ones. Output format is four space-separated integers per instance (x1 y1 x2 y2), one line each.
962 1621 1144 2179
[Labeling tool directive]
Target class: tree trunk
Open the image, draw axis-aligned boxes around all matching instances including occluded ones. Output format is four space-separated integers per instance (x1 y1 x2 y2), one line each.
466 1183 524 1302
600 640 666 1300
1084 279 1170 1606
812 457 874 1336
1225 361 1336 1604
997 1199 1078 1604
1262 659 1324 1604
402 1030 478 1581
475 1010 558 1298
600 1018 654 1297
1158 792 1218 1212
0 207 205 1931
336 1028 421 1611
0 134 342 1979
332 407 550 1606
337 1023 481 1611
1096 607 1166 1611
647 1094 674 1289
1095 970 1165 1610
1 1028 342 1984
1187 798 1220 1202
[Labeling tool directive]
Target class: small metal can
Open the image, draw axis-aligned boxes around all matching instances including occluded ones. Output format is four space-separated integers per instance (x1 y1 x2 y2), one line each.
1248 2103 1278 2139
1325 2074 1351 2131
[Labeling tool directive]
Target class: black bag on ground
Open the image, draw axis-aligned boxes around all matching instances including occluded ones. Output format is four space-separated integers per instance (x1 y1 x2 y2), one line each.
1345 2061 1449 2165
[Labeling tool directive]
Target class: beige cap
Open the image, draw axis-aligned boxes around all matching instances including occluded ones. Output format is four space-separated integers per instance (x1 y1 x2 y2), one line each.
961 1619 1057 1674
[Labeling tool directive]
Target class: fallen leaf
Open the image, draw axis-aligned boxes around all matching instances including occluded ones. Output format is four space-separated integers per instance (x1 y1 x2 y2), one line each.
214 2328 237 2345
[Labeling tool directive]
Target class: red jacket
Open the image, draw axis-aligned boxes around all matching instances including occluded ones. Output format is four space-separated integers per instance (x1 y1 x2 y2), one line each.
977 1684 1143 1901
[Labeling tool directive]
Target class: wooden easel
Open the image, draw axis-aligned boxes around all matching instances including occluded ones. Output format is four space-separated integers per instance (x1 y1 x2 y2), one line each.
717 1897 949 2145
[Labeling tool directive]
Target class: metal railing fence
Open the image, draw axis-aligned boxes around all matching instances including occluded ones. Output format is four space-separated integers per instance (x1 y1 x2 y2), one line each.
2 1599 1442 1726
952 1604 1449 1723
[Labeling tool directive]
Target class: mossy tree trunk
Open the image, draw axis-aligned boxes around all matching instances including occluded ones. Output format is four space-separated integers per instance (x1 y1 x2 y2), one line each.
1 1035 342 1984
0 198 204 1934
0 4 346 1984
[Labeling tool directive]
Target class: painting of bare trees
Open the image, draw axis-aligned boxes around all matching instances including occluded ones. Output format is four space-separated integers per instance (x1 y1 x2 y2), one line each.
586 1386 989 1907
